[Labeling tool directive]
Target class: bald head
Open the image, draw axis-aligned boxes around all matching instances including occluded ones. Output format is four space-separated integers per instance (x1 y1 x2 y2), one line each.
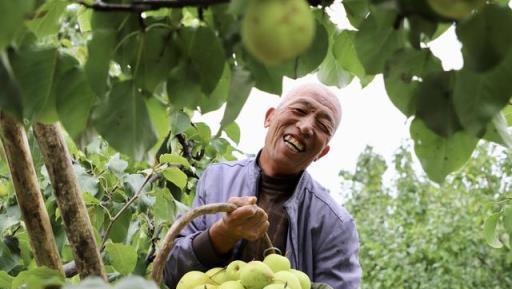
279 83 342 130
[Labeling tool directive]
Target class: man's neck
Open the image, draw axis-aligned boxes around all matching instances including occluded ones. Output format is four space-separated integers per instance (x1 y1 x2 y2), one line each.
258 149 300 177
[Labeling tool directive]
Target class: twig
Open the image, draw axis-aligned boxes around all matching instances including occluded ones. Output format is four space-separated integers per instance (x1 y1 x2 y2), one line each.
76 0 230 12
176 133 192 159
100 172 160 250
151 203 238 284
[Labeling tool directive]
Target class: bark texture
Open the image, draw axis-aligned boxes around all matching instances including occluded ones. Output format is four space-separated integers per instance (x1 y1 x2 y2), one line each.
0 112 63 273
33 122 106 280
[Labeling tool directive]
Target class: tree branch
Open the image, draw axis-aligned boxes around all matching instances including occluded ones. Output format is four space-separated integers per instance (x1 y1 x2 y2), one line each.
76 0 230 12
100 172 160 250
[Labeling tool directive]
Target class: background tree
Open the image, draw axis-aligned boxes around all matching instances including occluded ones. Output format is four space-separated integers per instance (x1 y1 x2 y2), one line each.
341 144 512 289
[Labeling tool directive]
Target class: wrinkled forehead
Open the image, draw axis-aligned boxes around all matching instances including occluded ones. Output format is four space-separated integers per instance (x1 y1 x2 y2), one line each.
279 83 342 127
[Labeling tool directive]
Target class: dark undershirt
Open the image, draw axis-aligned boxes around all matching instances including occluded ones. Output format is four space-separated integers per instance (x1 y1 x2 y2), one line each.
192 172 300 266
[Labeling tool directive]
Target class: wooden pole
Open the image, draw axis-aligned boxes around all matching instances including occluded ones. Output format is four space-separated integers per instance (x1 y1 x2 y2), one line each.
0 111 63 273
33 122 106 280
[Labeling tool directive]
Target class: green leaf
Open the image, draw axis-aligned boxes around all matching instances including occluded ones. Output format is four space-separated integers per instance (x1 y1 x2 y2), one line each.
0 271 12 289
85 28 117 98
224 122 241 144
9 46 59 123
162 167 188 189
114 276 159 289
286 19 329 78
383 48 442 117
199 63 231 113
151 188 176 221
0 56 23 120
456 4 512 72
180 26 226 94
503 206 512 234
0 242 18 272
482 113 512 148
220 67 254 128
135 27 177 93
0 0 34 50
483 214 503 248
170 110 191 135
159 153 191 168
107 153 129 176
317 50 354 88
106 243 138 275
11 267 64 289
108 204 132 243
145 97 170 140
55 57 95 139
245 55 284 95
415 71 463 137
167 63 204 110
25 0 68 39
194 122 212 144
92 80 158 161
74 164 99 196
453 49 512 137
410 118 478 183
333 30 366 80
355 9 405 74
343 0 369 28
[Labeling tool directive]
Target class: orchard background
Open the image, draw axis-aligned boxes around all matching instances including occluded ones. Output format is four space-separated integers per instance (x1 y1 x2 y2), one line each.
1 0 512 288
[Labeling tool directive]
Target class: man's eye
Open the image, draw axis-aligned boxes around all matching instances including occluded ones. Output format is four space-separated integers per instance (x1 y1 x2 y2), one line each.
293 108 306 115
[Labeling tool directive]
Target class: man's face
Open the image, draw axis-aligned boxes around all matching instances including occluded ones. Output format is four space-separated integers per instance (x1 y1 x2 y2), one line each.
262 90 339 175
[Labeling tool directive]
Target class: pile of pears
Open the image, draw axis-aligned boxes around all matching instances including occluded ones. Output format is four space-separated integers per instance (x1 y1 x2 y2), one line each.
176 254 311 289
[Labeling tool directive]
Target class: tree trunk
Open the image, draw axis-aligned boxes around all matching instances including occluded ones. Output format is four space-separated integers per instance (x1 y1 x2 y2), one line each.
33 122 106 280
0 112 63 273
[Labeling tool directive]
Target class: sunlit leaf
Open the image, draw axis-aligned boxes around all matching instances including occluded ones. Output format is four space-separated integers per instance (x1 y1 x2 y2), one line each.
106 243 138 275
355 9 405 74
483 214 503 248
224 122 241 145
162 167 188 189
410 118 478 183
11 267 64 289
220 67 254 128
25 0 67 39
159 154 191 168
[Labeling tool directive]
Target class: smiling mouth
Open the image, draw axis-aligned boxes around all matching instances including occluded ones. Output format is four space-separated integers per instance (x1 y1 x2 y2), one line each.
284 135 305 153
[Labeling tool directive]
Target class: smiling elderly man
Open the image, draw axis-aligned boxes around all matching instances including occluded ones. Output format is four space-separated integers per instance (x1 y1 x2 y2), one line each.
164 83 362 289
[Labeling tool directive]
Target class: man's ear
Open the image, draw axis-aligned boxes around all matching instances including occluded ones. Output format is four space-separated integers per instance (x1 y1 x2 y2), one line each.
264 108 275 128
315 145 330 161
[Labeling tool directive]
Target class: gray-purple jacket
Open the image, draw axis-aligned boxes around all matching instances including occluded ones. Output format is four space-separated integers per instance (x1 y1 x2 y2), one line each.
163 157 362 289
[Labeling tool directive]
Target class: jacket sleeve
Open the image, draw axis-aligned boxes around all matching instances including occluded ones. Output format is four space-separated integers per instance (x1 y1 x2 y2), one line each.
162 168 212 288
314 216 362 289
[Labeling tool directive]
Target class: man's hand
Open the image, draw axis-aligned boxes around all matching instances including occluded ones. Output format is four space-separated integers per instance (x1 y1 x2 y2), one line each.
209 196 269 254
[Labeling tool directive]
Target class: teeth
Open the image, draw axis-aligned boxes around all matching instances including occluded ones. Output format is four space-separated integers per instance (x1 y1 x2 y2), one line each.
284 135 304 152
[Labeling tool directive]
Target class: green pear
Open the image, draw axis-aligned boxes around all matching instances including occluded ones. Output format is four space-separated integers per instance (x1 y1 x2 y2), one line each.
206 267 230 284
241 0 315 65
263 284 286 289
272 271 301 289
177 271 211 289
289 269 311 289
263 254 291 273
218 280 245 289
192 284 218 289
240 261 274 289
226 260 247 280
427 0 486 20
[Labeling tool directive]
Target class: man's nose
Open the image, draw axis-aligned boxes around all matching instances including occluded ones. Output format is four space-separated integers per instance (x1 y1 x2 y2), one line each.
297 116 314 137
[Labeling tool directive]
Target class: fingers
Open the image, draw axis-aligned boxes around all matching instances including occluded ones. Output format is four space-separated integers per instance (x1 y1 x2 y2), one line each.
227 196 257 207
229 205 267 222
